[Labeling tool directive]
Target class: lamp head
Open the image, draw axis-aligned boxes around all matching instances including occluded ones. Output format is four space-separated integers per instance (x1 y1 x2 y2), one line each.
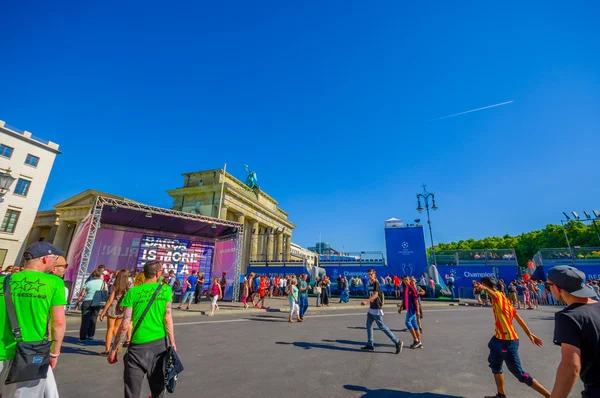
563 212 571 221
572 211 580 220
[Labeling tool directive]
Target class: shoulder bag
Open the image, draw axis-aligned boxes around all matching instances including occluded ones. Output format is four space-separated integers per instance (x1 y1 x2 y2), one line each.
3 276 52 384
91 282 109 308
128 283 184 394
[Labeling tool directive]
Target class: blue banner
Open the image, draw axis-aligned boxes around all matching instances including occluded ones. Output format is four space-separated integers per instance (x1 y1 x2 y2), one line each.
543 265 600 283
385 226 428 278
322 266 386 280
436 265 520 288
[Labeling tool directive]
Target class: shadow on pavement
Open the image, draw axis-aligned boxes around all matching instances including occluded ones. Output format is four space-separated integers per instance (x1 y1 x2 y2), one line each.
348 326 407 333
247 318 288 323
276 341 394 354
344 385 464 397
322 339 394 348
62 345 103 356
63 335 104 347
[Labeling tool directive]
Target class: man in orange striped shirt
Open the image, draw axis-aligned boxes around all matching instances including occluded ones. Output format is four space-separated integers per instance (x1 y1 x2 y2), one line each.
476 277 550 398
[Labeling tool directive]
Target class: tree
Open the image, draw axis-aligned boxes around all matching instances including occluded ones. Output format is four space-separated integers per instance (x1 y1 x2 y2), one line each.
430 222 600 267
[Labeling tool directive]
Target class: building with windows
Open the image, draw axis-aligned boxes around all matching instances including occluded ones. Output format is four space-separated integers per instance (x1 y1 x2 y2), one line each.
0 120 61 268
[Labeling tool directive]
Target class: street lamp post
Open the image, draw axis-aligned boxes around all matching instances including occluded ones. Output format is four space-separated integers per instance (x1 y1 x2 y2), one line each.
417 184 439 266
0 169 17 203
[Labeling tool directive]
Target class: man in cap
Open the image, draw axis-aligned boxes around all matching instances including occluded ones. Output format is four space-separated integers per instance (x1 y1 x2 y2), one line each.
547 266 599 398
0 242 67 397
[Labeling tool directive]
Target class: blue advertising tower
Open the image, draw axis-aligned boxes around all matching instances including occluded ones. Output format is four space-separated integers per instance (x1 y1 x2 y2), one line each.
384 218 429 278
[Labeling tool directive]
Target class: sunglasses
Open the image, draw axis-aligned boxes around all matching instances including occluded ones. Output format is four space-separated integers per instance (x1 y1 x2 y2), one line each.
54 263 69 269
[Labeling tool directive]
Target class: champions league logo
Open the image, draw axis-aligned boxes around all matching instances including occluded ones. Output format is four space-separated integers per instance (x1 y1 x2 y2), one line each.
402 263 413 276
398 241 414 256
332 268 339 278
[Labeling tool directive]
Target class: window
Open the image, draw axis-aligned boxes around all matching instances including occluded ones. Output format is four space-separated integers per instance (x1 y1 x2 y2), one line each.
14 178 31 197
1 210 20 233
0 144 13 159
25 154 39 167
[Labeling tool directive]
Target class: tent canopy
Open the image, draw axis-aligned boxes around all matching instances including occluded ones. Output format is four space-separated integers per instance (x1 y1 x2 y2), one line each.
99 197 241 239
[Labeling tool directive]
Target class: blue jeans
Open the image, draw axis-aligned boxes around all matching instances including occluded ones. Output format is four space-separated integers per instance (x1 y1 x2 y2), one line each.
405 308 419 330
340 290 350 303
429 287 435 298
299 295 308 318
448 285 455 299
181 291 194 303
488 337 533 386
366 312 399 346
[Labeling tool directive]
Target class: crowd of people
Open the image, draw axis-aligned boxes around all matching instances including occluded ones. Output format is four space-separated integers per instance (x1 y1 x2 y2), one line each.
472 276 600 308
1 241 599 398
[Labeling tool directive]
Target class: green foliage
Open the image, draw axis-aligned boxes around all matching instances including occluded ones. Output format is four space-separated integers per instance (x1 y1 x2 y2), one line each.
429 222 600 267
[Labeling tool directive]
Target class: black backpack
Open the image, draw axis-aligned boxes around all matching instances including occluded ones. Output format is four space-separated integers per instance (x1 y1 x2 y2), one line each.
172 278 182 292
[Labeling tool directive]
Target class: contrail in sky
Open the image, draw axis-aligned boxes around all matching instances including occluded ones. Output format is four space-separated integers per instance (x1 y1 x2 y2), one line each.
434 100 514 120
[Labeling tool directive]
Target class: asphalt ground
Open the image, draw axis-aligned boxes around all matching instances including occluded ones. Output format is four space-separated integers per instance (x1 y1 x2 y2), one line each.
55 304 583 398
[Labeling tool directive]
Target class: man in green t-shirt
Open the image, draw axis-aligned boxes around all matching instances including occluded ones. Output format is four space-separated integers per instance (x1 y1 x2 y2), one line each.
0 242 67 397
108 260 176 398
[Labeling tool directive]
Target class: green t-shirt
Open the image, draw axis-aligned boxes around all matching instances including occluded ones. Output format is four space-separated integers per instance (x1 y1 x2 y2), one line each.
298 280 308 297
0 271 67 360
121 282 172 345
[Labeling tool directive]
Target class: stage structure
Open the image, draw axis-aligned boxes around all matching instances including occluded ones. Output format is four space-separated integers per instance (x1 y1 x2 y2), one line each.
67 196 243 303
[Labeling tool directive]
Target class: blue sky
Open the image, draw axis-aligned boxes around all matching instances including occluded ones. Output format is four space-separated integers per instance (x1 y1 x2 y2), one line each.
2 1 599 253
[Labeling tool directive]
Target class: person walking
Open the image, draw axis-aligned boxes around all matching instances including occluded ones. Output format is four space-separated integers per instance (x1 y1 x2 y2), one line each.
0 242 67 397
547 266 599 398
428 277 435 298
99 270 131 356
241 279 250 309
298 274 309 320
194 272 205 304
209 277 222 316
178 270 197 310
475 277 550 398
339 276 350 303
288 280 301 323
446 273 455 299
219 272 227 301
361 269 403 354
107 260 177 398
321 276 330 307
75 269 106 342
399 276 423 349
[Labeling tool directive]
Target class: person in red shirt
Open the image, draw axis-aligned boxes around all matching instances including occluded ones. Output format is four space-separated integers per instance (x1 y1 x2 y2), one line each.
393 275 401 298
255 276 267 309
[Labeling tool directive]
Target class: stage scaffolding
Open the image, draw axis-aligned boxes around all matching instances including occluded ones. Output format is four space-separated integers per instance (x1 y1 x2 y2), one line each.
72 196 244 303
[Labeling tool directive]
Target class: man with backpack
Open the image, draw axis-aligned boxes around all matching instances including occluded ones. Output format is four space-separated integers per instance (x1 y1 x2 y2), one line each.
108 260 177 398
360 269 403 354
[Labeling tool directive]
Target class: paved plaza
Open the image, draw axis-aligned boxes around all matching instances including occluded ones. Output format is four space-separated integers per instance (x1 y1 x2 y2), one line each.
55 301 582 398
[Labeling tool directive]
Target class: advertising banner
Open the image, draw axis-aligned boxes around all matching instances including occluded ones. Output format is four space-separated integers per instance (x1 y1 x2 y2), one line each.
436 265 520 288
385 226 428 278
212 239 237 301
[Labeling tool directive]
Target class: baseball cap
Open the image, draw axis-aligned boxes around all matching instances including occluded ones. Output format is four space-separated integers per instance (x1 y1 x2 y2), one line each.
23 242 66 260
548 266 597 298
